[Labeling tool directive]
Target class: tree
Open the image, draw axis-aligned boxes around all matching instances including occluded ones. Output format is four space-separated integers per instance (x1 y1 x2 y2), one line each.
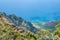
37 30 52 40
53 23 60 40
55 23 60 30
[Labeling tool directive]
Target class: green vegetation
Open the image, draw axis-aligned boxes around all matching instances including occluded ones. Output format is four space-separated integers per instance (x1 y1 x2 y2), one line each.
0 14 60 40
0 14 37 40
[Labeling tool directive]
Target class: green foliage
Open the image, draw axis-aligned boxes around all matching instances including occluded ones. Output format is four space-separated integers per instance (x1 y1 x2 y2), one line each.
37 30 52 40
52 23 60 40
0 16 37 40
55 23 60 30
0 14 60 40
54 23 60 37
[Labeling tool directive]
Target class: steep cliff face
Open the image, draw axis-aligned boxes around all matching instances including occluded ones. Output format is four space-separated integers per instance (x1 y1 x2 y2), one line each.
0 12 39 33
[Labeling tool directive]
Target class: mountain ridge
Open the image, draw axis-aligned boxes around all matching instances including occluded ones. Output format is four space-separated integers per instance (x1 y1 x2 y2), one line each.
0 12 39 33
0 12 60 33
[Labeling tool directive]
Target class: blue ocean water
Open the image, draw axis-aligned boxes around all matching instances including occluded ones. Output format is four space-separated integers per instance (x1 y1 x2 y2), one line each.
0 0 60 22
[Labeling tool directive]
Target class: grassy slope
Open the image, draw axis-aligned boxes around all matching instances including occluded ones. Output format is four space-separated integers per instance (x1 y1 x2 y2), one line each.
0 15 37 40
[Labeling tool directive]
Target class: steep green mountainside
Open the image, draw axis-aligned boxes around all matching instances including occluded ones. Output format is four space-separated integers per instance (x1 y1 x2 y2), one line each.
1 12 60 33
0 13 37 40
0 12 39 33
0 12 60 40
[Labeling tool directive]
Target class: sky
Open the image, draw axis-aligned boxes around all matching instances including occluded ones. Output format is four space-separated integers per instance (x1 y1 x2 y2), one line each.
0 0 60 22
